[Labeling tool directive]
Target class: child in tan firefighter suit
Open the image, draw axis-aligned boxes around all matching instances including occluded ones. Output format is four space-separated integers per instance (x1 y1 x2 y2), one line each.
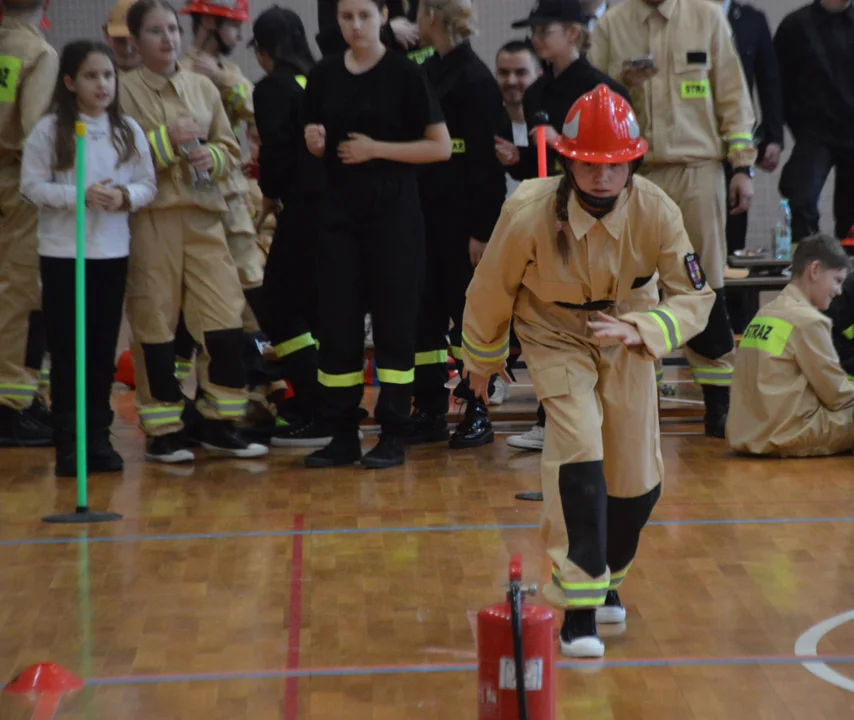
462 85 715 658
0 0 57 446
120 0 268 463
727 235 854 458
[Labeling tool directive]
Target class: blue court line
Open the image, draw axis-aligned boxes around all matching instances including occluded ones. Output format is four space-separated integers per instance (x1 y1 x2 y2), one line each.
82 654 854 686
3 516 854 548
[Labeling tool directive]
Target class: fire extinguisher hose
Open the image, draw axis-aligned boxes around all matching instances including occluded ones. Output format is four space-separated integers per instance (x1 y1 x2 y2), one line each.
510 581 530 720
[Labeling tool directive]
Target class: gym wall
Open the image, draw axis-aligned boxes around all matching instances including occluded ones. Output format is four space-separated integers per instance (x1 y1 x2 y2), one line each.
44 0 831 250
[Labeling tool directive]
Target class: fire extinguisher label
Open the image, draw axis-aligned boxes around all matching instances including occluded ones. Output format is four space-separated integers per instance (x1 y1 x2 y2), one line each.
498 657 544 691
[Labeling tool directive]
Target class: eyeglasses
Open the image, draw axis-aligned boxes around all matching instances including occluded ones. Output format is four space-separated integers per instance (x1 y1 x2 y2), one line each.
528 24 564 40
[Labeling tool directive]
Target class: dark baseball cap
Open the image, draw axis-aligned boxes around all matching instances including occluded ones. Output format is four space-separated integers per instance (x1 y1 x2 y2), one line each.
511 0 586 28
248 6 304 53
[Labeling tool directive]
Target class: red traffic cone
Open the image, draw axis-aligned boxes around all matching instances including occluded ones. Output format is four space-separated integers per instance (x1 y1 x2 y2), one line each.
4 663 84 695
114 350 135 389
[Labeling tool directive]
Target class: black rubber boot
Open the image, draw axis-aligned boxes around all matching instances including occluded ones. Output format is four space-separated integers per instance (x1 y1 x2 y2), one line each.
88 410 123 473
0 404 54 447
361 433 405 469
401 410 449 446
702 385 729 438
449 399 494 449
305 428 361 468
53 413 76 478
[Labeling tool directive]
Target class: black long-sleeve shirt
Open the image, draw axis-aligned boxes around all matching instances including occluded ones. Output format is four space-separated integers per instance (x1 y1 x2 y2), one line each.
252 65 324 202
508 57 631 181
826 271 854 375
774 0 854 148
418 41 507 244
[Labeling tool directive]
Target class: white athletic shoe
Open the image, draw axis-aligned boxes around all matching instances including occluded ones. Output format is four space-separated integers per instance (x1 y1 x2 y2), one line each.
507 424 545 450
489 376 511 405
559 635 606 658
596 591 627 624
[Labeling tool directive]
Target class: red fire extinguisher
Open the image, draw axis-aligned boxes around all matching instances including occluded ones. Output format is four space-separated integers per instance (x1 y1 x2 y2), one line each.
477 554 555 720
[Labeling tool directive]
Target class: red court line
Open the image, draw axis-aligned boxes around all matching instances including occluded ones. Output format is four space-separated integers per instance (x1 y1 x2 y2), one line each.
284 514 305 720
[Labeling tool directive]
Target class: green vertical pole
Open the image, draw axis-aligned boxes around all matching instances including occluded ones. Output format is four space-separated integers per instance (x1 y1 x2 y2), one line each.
75 121 88 511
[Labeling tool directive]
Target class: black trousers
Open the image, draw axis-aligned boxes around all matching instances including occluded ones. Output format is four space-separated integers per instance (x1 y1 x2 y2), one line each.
316 179 425 434
779 140 854 244
262 197 321 421
723 161 750 334
40 256 128 427
413 221 479 414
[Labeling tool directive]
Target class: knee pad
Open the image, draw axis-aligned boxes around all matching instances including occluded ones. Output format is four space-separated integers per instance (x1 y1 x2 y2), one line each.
204 328 247 389
141 341 182 402
558 460 608 579
25 310 45 370
686 288 735 360
606 484 662 573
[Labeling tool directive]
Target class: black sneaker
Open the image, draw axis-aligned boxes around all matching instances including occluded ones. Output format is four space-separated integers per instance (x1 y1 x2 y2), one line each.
361 434 405 469
88 428 124 474
449 400 494 449
27 397 54 429
401 410 449 446
559 609 605 658
271 418 333 448
702 385 729 438
199 420 269 458
0 404 54 447
305 432 362 468
595 590 626 624
146 432 194 464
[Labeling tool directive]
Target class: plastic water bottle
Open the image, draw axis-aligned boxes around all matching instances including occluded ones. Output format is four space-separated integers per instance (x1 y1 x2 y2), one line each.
773 199 792 260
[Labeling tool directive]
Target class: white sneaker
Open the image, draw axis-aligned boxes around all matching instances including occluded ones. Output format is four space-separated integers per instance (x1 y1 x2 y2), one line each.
489 376 511 405
595 605 627 624
507 424 544 450
559 634 605 658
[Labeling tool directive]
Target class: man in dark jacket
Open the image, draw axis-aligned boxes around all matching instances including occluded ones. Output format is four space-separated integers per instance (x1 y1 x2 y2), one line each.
825 270 854 376
774 0 854 247
720 0 784 332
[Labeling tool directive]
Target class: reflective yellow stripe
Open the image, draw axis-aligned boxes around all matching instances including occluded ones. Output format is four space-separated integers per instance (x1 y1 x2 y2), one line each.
226 83 247 112
209 146 225 180
449 345 463 361
680 80 710 99
551 569 609 606
609 563 631 589
691 368 733 386
451 138 466 154
376 367 414 384
461 332 509 362
0 55 23 104
295 75 307 89
740 316 793 356
415 349 448 366
0 383 37 399
318 370 363 387
843 324 854 340
407 46 435 64
648 307 681 353
147 125 177 169
138 404 183 431
201 397 248 418
274 333 315 359
174 360 193 380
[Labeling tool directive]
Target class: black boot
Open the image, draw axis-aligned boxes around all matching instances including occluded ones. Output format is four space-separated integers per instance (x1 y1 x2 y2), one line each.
0 404 54 447
88 410 123 474
361 433 405 469
702 385 729 438
401 410 449 446
305 426 362 468
53 413 76 478
449 399 494 449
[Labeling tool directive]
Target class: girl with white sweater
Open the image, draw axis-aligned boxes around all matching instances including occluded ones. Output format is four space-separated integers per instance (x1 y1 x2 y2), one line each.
21 39 156 477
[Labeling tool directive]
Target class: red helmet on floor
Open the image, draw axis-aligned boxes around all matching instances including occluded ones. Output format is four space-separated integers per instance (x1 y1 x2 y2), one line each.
179 0 250 22
553 84 648 164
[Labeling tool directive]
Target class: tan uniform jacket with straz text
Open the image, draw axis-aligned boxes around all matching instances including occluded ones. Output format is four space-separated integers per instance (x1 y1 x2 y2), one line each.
589 0 757 168
119 64 240 213
0 17 58 198
728 284 854 456
461 175 716 377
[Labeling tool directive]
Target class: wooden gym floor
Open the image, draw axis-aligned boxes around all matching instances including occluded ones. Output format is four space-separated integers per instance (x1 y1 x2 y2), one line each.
2 367 854 719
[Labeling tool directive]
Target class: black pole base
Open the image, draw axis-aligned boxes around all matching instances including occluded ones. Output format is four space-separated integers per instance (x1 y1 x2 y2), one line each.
43 506 123 524
515 491 543 502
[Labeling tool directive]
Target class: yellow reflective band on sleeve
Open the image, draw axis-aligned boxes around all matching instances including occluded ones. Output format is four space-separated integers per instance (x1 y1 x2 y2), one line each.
449 345 464 361
648 307 681 353
843 325 854 340
274 333 316 359
295 75 307 89
318 370 364 387
376 367 414 384
740 316 794 356
461 333 509 362
551 568 609 607
407 46 436 64
147 125 177 169
451 138 466 154
681 80 710 99
208 146 225 180
691 367 733 386
0 383 38 401
727 132 754 153
0 55 23 104
415 349 448 366
226 83 247 112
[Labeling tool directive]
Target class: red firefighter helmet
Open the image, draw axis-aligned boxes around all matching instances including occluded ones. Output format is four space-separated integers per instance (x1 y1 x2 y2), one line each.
179 0 250 22
553 83 648 164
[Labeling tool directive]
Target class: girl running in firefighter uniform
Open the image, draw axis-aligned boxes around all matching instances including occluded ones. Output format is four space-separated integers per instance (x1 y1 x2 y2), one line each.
462 85 715 658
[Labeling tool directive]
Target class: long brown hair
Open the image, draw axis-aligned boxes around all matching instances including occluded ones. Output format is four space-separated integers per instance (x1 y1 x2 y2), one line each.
50 41 138 172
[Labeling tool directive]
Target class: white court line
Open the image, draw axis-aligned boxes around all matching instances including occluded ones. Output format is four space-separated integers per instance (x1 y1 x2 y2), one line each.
794 610 854 692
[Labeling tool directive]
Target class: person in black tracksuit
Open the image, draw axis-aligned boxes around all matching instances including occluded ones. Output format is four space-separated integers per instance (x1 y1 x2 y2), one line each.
302 0 451 470
825 270 854 377
249 7 330 449
408 0 507 450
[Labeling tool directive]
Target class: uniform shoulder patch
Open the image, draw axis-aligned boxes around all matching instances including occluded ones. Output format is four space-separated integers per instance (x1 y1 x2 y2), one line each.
684 252 706 290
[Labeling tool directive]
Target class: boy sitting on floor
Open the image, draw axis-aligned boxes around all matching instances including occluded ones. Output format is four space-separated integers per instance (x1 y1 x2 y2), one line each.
727 235 854 457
